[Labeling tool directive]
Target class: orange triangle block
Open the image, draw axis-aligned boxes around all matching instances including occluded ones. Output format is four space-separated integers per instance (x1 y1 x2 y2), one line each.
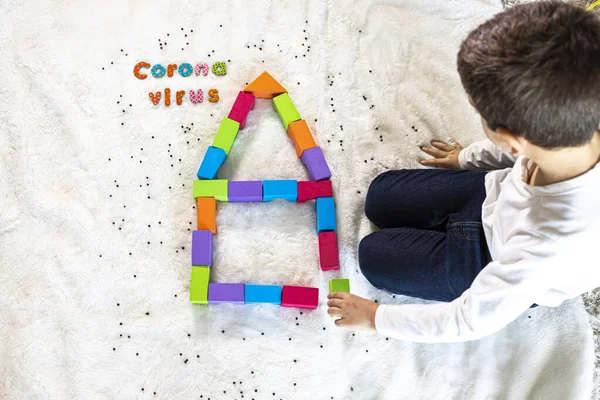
244 71 287 99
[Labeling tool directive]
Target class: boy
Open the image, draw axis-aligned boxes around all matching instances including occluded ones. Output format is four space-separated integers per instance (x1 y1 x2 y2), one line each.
327 1 600 342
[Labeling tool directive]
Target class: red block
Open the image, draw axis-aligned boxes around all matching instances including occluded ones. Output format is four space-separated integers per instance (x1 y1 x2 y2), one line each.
297 180 333 203
281 286 319 309
318 231 339 271
228 91 255 129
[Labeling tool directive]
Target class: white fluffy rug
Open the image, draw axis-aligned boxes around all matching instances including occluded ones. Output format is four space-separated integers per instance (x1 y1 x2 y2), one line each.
0 0 594 398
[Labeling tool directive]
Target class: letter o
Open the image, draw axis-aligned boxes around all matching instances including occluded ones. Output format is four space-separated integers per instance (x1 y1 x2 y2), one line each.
178 63 193 77
151 64 166 78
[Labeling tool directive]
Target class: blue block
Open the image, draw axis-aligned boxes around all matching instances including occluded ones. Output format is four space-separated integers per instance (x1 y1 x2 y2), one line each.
244 285 281 304
316 197 336 233
263 180 298 202
245 285 282 304
197 146 226 179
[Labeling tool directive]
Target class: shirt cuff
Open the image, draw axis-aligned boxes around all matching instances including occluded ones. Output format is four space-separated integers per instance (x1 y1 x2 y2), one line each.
457 148 468 170
374 304 389 335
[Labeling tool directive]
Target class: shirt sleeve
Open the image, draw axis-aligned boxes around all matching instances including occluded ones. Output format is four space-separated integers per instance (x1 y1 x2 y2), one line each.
374 252 551 343
458 139 517 171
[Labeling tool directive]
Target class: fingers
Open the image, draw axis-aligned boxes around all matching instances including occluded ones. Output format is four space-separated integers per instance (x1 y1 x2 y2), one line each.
328 307 342 316
420 146 446 158
327 292 348 300
334 318 347 327
430 140 455 152
447 138 463 150
327 299 344 308
420 158 445 167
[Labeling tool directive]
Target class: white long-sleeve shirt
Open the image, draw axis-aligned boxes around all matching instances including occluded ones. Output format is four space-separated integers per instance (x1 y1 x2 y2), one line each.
375 139 600 342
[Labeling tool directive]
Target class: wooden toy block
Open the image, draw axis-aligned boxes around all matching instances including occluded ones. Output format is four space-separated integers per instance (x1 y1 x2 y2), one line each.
243 71 287 99
193 179 228 202
273 93 301 130
318 231 339 271
208 283 245 304
197 146 226 180
297 180 333 203
245 284 282 304
190 266 210 304
197 197 216 234
316 197 337 233
287 120 317 157
329 278 350 293
281 285 319 309
192 230 213 267
212 117 240 155
228 181 263 202
228 91 255 130
263 180 298 202
301 147 331 181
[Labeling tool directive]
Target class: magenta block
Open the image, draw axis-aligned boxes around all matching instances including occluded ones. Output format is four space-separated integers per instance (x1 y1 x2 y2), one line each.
227 91 255 130
300 147 331 181
191 230 212 267
208 283 245 304
228 181 263 202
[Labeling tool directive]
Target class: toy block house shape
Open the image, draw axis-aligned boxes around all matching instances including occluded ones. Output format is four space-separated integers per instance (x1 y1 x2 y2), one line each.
190 72 340 309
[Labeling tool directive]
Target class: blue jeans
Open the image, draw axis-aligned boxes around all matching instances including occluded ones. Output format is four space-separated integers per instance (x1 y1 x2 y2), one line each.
359 169 491 302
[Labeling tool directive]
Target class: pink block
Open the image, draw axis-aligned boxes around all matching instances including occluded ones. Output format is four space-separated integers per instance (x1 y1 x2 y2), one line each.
281 286 319 309
318 231 339 271
228 91 255 130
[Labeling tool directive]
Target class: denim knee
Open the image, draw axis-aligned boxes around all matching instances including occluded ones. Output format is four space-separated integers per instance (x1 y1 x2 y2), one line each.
365 169 410 223
358 232 381 284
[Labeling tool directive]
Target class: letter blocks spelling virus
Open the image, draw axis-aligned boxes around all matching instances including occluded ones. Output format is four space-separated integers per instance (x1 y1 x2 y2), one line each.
189 72 344 309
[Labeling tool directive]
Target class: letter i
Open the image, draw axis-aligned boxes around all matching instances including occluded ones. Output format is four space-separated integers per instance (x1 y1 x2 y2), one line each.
165 88 171 106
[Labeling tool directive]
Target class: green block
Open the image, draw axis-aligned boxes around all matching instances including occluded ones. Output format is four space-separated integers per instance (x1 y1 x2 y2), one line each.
190 266 210 304
193 179 228 202
212 117 240 155
273 93 301 130
329 278 350 293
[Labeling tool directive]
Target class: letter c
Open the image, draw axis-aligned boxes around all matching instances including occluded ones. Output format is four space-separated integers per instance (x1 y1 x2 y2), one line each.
133 61 151 79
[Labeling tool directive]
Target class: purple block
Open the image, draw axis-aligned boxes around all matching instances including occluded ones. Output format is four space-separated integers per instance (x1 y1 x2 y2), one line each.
228 181 263 202
208 283 245 304
300 147 331 181
191 230 212 267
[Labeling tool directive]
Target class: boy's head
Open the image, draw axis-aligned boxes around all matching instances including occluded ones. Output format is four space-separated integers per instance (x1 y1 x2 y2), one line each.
457 1 600 151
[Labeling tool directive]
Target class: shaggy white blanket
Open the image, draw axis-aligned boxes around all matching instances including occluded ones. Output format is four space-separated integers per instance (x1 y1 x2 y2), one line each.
0 0 594 398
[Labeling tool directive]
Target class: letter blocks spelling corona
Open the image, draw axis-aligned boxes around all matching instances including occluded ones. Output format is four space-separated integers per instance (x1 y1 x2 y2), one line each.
189 71 346 310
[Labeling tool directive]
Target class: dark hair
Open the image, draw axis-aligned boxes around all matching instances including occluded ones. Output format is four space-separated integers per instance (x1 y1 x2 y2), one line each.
457 1 600 148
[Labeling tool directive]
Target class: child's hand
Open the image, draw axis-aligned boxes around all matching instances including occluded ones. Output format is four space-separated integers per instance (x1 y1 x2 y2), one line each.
327 293 379 330
420 139 463 169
